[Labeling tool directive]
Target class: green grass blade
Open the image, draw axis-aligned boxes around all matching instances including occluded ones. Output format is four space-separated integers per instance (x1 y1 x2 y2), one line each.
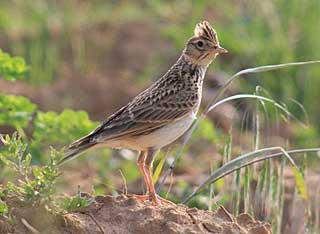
233 168 241 215
279 149 308 201
277 158 285 234
158 93 304 190
182 147 319 204
208 161 214 211
153 152 167 184
292 167 308 201
244 166 251 214
207 94 305 128
223 133 232 163
257 160 267 200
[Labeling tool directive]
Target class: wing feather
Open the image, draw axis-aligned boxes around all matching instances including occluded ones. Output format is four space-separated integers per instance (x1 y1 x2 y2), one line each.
84 86 198 143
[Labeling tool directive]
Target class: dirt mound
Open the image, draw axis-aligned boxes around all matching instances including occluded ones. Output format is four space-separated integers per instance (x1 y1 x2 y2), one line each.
1 195 271 234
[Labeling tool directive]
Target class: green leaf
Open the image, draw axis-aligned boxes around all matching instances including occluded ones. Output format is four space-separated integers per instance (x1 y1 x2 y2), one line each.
0 49 28 81
33 109 98 146
32 167 41 178
0 94 37 129
0 200 8 216
60 191 91 212
22 154 32 169
0 190 6 199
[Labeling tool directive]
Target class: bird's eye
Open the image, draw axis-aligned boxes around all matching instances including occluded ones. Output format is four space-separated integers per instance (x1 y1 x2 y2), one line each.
196 41 204 48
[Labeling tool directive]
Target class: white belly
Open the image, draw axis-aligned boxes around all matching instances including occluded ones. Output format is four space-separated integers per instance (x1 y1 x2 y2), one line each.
105 112 196 151
136 113 196 149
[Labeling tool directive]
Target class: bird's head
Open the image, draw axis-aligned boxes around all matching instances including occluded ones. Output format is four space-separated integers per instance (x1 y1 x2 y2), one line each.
183 21 227 66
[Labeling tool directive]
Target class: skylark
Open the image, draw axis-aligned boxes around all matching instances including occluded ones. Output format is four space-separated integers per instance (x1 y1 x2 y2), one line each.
60 21 227 205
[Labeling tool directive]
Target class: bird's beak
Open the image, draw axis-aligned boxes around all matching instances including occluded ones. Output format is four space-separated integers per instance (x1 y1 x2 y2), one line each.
215 46 228 54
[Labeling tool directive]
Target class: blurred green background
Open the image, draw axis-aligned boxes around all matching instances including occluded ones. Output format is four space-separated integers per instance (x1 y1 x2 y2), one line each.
1 0 320 133
1 1 320 233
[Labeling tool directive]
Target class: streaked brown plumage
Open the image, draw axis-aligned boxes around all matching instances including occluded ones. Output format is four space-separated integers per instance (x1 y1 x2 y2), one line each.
60 21 227 205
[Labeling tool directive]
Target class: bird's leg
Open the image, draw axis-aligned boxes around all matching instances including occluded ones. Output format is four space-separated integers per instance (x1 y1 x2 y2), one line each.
134 151 149 201
145 150 175 206
143 149 158 204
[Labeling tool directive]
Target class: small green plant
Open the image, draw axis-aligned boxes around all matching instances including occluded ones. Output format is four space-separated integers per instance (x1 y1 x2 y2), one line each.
0 132 95 219
0 133 63 217
59 187 92 212
0 50 100 220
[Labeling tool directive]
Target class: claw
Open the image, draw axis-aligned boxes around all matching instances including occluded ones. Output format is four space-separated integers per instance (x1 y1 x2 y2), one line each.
133 193 175 206
132 194 150 202
154 194 176 206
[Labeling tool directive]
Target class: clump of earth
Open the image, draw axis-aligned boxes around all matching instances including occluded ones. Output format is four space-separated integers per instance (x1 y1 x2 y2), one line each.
0 195 271 234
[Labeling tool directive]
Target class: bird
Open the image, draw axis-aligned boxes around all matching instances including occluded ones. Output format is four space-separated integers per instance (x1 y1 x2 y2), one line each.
59 21 227 205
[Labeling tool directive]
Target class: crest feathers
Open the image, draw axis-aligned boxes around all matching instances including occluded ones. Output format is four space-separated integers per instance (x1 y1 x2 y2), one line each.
194 21 219 44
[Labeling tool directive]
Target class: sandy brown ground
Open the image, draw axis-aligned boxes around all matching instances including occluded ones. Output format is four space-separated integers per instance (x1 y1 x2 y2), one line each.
0 195 271 234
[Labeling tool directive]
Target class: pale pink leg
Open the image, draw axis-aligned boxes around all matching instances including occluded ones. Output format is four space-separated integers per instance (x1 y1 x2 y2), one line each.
135 151 149 201
144 150 175 206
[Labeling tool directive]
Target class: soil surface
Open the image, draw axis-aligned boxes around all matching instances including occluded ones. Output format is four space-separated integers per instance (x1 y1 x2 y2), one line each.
1 195 271 234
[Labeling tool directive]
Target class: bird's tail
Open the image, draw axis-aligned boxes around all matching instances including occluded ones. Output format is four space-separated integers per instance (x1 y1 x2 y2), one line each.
59 135 96 166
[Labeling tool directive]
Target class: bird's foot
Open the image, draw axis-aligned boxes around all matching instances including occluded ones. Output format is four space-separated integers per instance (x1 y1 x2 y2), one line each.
132 194 149 202
153 193 176 206
133 193 175 206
